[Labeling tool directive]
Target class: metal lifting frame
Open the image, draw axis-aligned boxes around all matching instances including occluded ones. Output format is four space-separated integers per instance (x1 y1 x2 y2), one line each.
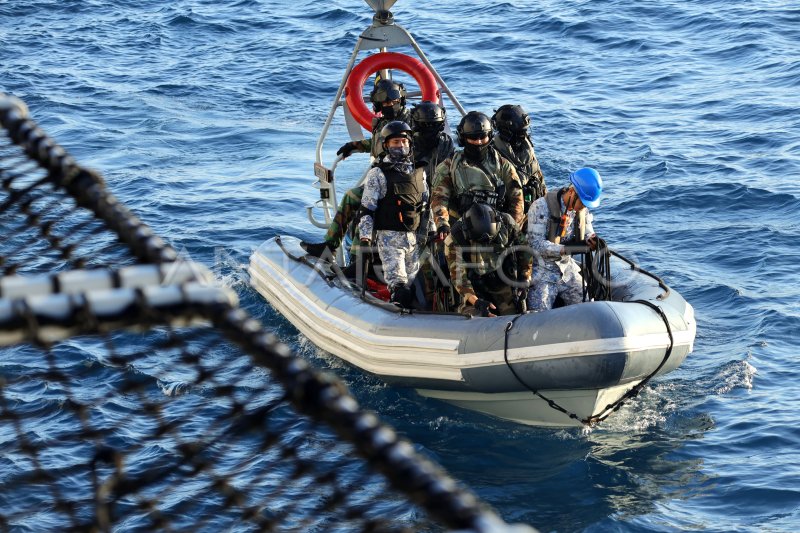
306 1 465 232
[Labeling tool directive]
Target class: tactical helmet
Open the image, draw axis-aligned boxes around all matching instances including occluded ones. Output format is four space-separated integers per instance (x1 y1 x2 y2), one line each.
380 120 413 146
492 104 531 141
411 101 446 130
370 79 407 112
456 111 493 147
463 202 499 243
569 167 603 209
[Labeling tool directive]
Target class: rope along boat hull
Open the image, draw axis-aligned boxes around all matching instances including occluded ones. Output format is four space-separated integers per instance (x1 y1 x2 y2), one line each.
249 236 696 427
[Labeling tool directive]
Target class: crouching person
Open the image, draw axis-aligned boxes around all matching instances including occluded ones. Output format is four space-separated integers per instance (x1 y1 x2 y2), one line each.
445 202 531 317
357 121 429 308
526 167 603 312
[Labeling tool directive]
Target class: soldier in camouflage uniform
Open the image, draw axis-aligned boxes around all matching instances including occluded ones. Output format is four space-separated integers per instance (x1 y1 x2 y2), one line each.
444 202 531 317
430 111 524 244
409 101 456 311
302 101 453 272
301 79 410 260
336 79 412 160
491 104 546 213
410 101 455 186
357 121 431 307
526 167 602 312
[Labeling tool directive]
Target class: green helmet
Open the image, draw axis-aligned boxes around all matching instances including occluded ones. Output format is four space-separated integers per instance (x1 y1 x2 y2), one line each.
370 79 407 112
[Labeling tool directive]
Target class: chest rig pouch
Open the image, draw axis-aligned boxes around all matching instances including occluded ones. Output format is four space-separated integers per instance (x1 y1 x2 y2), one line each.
450 151 506 216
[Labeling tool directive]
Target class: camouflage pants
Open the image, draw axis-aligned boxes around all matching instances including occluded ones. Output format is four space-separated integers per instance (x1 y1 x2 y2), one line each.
376 230 419 289
526 266 584 312
324 186 364 249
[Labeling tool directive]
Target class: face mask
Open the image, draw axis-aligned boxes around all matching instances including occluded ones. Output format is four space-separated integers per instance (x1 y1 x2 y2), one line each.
414 130 439 150
382 102 402 120
511 132 529 147
464 143 489 162
387 145 411 160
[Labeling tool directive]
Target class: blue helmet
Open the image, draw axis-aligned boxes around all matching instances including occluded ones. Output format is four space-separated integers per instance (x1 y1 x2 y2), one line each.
569 167 603 209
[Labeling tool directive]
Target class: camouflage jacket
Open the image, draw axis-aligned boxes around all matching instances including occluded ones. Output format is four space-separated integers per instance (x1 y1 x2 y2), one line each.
430 147 523 229
444 213 532 300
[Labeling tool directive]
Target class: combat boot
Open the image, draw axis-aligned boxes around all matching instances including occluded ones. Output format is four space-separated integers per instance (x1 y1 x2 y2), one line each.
300 241 333 258
390 283 414 309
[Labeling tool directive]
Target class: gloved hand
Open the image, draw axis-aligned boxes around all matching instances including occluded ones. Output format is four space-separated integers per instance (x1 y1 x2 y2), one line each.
474 298 497 317
435 222 450 242
514 288 528 314
336 141 361 159
586 234 598 251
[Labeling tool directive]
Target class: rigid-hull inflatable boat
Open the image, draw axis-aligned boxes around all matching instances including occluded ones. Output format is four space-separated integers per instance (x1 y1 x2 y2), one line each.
250 236 695 427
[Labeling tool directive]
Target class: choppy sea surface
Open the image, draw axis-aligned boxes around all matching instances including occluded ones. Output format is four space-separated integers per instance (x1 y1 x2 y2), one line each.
2 0 799 531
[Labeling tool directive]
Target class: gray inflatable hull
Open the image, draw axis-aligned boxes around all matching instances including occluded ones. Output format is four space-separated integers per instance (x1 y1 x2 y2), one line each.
250 236 696 427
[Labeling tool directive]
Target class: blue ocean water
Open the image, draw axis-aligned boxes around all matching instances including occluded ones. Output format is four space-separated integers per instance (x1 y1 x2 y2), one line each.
2 0 799 531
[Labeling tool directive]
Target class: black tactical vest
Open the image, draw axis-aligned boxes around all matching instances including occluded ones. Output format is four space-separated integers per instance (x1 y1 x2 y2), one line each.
374 165 425 232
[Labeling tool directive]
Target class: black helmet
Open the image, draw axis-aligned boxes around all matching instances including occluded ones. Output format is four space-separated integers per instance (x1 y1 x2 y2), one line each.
462 202 499 243
456 111 493 147
370 79 407 112
380 120 413 147
411 101 446 130
492 104 530 141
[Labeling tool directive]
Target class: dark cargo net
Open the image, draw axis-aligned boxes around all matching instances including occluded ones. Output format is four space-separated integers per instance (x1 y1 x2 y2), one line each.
0 95 525 533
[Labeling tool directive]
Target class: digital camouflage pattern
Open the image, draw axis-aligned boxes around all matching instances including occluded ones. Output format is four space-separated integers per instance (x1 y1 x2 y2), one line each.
358 164 430 289
376 230 420 288
526 194 595 312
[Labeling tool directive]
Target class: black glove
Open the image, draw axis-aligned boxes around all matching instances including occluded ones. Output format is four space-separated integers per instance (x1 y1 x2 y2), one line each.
336 141 360 159
514 288 528 314
436 222 450 242
474 298 496 317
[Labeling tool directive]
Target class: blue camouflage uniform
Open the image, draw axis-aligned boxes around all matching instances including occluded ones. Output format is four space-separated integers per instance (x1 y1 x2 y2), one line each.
358 165 432 289
526 194 594 312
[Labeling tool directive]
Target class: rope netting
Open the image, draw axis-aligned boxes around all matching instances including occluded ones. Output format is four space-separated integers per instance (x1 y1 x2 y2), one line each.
0 94 529 532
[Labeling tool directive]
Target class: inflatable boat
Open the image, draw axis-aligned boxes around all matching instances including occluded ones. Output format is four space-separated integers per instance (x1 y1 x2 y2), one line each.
250 236 695 427
249 1 696 427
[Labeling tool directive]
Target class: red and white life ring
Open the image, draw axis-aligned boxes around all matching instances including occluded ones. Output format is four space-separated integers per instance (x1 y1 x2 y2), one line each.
345 52 439 130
